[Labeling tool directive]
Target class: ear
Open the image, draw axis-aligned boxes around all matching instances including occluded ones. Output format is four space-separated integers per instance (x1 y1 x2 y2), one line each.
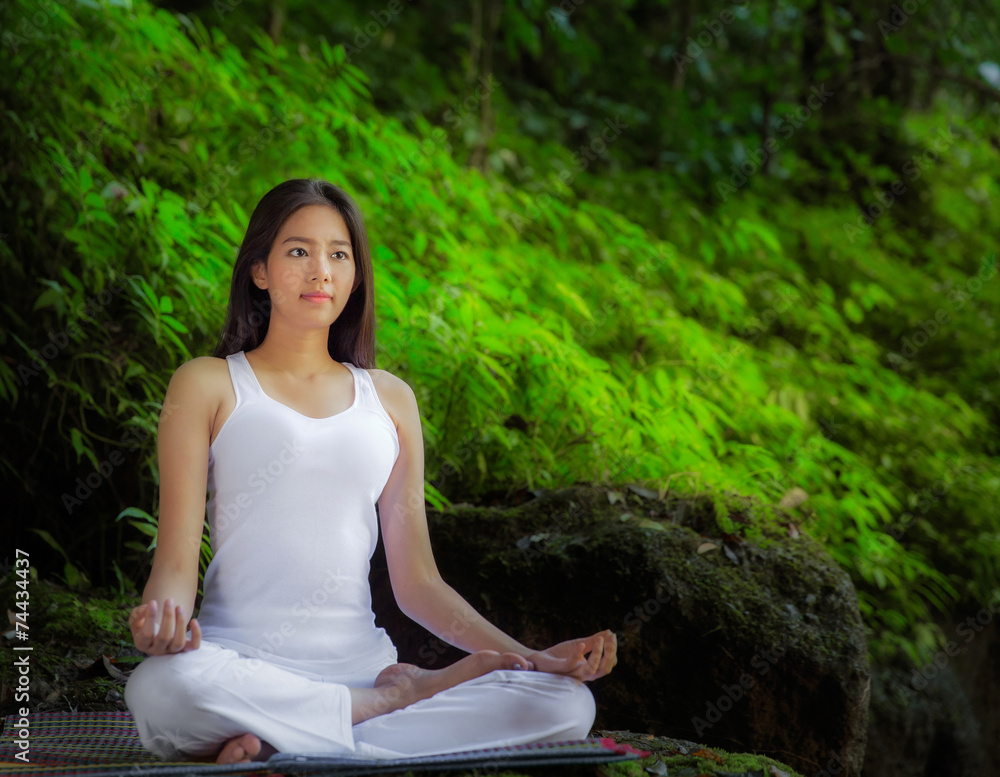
250 260 267 291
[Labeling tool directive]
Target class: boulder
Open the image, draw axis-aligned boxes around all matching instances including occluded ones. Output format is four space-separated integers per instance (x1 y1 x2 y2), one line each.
371 484 870 777
864 661 987 776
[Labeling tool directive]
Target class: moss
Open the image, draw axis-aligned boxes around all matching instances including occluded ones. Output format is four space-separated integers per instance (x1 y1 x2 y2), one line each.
0 575 140 716
595 731 805 777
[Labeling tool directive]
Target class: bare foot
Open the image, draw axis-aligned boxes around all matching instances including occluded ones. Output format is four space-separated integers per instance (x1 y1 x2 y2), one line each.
372 662 423 687
216 733 262 763
187 732 277 763
355 650 527 724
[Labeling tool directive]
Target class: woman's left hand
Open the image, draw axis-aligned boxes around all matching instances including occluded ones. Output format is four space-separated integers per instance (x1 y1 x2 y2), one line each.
525 629 618 682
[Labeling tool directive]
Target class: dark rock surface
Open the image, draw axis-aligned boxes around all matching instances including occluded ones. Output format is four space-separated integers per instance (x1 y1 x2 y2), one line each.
371 484 871 777
863 663 987 776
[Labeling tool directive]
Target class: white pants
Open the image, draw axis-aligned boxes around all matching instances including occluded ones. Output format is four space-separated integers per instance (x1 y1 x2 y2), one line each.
124 640 596 761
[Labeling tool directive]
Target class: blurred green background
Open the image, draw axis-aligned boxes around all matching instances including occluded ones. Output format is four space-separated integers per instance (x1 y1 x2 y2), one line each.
1 0 998 674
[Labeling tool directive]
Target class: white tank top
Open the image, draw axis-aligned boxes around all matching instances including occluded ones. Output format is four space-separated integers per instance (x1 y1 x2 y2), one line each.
196 350 400 684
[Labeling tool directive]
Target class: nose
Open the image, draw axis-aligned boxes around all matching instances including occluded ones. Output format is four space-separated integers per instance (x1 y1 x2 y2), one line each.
309 255 332 282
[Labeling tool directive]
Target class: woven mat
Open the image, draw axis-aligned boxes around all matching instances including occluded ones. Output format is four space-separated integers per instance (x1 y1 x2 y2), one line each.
0 711 647 776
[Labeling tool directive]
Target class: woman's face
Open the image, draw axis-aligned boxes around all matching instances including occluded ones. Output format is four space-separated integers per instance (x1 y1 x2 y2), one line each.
252 204 358 327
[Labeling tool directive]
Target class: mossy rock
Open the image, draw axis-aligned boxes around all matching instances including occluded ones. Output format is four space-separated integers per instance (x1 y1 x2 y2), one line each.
372 485 870 777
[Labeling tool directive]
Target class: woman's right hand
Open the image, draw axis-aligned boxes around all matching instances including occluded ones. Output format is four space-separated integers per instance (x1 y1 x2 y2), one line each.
129 598 202 655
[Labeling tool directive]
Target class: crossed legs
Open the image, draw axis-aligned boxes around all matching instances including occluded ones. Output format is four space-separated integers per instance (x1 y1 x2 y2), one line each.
124 641 592 764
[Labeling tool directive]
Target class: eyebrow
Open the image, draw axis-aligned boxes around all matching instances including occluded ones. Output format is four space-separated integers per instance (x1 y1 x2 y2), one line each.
281 236 352 249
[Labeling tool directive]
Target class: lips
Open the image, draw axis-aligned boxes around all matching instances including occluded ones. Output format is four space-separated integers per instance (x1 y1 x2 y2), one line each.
301 293 331 300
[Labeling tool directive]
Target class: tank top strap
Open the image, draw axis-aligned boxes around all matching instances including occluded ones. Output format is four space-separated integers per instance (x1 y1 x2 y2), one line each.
345 363 396 432
226 350 265 405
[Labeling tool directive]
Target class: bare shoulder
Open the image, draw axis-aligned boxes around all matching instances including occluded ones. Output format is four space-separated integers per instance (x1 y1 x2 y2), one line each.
171 355 229 388
162 355 229 418
365 368 417 429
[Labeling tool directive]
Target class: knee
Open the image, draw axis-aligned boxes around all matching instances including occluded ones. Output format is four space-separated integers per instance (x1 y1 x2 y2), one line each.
559 678 597 738
126 654 198 716
516 673 596 739
124 655 209 759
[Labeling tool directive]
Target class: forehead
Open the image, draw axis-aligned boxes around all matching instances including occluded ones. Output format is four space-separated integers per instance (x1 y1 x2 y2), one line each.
277 205 351 240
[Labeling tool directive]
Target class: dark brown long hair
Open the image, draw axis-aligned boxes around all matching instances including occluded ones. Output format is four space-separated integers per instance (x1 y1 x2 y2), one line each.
212 178 379 368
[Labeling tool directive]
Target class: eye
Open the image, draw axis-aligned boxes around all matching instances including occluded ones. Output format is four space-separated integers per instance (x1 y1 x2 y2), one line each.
289 248 351 260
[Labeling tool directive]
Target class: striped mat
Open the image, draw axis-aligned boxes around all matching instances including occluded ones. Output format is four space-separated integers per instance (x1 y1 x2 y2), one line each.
0 711 648 776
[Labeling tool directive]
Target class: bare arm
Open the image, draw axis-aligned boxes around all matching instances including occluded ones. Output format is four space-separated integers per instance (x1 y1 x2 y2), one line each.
375 373 617 680
129 358 216 654
376 375 532 655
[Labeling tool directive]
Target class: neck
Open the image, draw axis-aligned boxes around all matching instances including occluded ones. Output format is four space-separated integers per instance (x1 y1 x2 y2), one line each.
248 325 338 380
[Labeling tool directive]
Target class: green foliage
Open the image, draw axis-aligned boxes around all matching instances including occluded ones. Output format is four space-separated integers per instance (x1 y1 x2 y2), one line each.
2 0 998 671
28 529 90 592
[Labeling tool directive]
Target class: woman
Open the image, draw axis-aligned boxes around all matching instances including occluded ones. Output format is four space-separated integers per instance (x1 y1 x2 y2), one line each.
123 178 617 764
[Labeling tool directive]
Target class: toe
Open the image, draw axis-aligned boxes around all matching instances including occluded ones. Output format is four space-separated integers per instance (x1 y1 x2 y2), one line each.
499 652 528 670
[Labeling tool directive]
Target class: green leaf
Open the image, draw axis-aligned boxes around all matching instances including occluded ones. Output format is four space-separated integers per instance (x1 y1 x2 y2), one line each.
843 298 864 323
60 267 84 295
32 288 66 313
162 314 189 333
79 167 93 194
69 427 96 467
116 506 156 523
29 528 67 558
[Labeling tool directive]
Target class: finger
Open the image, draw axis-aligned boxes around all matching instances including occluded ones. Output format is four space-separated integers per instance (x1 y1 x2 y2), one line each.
188 618 202 650
596 631 617 677
584 637 604 679
136 603 153 652
155 598 176 647
170 604 186 651
146 600 159 641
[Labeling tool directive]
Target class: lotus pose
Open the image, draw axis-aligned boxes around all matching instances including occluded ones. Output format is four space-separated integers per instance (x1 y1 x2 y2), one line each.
124 178 617 763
